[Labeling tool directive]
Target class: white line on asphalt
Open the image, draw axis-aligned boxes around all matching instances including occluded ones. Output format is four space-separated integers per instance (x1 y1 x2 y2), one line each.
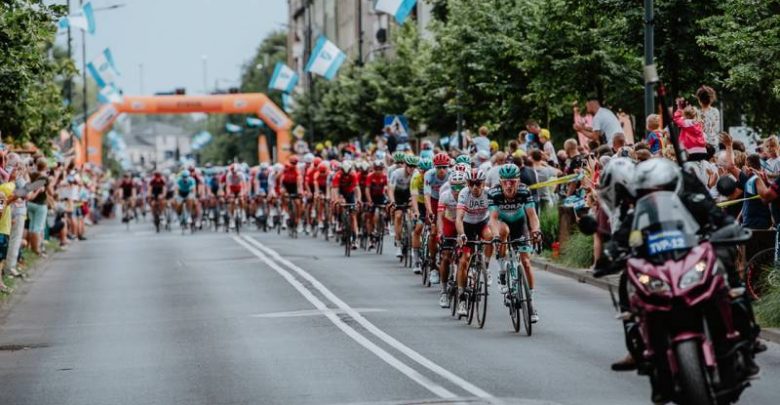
240 235 494 399
232 236 457 399
250 308 386 318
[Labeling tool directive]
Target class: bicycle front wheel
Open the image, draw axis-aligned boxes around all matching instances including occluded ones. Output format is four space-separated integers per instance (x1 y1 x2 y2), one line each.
475 263 488 329
508 262 521 333
519 266 533 336
746 248 780 300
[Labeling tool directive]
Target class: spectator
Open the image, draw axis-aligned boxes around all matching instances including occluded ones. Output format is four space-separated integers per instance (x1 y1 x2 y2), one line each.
0 180 15 293
27 158 50 257
572 101 593 151
673 100 707 160
472 126 491 154
530 149 562 210
485 151 507 188
524 119 544 150
573 97 622 147
696 86 721 147
644 114 664 155
3 153 27 278
538 129 556 163
611 133 627 155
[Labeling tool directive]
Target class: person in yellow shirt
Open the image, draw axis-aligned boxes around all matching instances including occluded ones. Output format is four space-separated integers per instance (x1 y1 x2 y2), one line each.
0 181 16 294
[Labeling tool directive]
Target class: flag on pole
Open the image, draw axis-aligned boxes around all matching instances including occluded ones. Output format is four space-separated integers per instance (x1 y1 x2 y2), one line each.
98 84 123 104
305 36 347 81
246 117 265 128
374 0 417 25
225 123 243 133
57 1 96 35
87 48 121 88
268 63 299 93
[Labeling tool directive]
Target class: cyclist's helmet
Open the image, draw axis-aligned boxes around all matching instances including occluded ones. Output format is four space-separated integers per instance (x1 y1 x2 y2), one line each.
404 155 420 167
392 151 406 163
259 162 270 170
330 160 340 171
455 154 471 165
342 161 354 173
318 161 329 172
433 153 450 167
228 164 236 172
598 157 637 217
312 157 322 167
373 160 384 169
359 161 370 171
634 157 681 197
303 153 314 164
449 171 468 186
181 170 191 178
468 168 487 183
498 163 521 180
418 158 433 171
289 155 299 165
453 163 470 173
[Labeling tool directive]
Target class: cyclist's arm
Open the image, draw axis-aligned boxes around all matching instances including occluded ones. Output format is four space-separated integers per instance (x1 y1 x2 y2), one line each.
436 207 444 237
455 207 466 238
355 178 362 203
488 208 502 237
424 194 433 219
525 205 540 234
388 183 396 205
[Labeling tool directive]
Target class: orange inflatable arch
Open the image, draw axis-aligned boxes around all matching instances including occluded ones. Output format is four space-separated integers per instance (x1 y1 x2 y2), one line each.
80 93 293 166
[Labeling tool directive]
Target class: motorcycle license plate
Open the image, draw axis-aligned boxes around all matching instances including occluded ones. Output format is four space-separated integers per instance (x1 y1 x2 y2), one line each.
646 230 686 255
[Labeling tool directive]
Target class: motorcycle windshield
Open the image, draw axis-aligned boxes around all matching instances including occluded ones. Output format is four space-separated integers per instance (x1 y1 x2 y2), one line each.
632 191 700 260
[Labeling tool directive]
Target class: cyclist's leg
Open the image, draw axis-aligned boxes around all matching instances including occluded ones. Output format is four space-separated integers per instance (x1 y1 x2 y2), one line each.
479 222 494 266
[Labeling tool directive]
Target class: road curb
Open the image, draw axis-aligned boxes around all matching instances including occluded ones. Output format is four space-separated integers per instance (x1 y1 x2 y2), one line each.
531 257 780 345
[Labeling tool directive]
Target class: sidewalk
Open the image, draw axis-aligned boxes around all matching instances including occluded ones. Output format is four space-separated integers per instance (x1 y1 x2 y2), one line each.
532 257 780 345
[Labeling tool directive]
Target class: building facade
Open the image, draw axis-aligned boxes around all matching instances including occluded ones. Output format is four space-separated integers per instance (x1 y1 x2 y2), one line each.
287 0 433 92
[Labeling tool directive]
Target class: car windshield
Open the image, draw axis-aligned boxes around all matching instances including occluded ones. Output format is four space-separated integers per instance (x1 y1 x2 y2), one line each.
632 191 700 258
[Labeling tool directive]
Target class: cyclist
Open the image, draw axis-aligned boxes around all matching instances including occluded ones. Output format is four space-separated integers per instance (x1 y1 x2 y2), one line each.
389 151 407 178
455 168 494 316
280 156 304 232
117 173 136 222
365 160 388 251
253 163 271 226
410 157 433 274
487 163 542 323
331 161 362 249
223 163 248 228
302 154 316 233
454 154 472 167
175 169 197 224
357 161 372 240
312 160 331 232
148 170 166 223
389 154 416 258
424 153 452 283
436 170 468 307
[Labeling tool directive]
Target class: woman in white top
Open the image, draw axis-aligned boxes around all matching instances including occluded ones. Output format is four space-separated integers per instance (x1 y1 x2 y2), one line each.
696 85 721 147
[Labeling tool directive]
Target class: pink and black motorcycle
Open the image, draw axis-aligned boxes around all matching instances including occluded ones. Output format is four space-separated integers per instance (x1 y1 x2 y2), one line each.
619 191 757 404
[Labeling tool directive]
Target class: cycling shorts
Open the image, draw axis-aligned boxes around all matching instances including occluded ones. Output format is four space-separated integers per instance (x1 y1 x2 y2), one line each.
393 190 411 208
229 185 242 196
417 202 428 223
165 190 174 200
341 192 356 205
177 190 194 202
504 219 530 246
283 182 298 196
440 218 458 250
370 194 386 206
151 188 164 199
463 219 489 243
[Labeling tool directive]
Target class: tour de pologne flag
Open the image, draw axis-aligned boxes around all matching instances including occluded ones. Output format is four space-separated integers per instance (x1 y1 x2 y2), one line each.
225 123 243 133
374 0 417 25
98 84 123 104
282 93 295 113
57 1 96 35
246 117 265 128
305 36 347 81
268 63 299 93
87 48 121 88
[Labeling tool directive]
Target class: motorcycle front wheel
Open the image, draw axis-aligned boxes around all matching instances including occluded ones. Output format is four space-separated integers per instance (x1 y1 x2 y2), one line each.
675 340 715 405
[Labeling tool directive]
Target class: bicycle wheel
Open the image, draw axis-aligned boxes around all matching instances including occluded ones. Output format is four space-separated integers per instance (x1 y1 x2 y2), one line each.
421 231 430 286
519 265 533 336
475 262 489 329
466 258 477 325
376 213 385 255
746 248 780 300
343 211 351 257
508 261 521 333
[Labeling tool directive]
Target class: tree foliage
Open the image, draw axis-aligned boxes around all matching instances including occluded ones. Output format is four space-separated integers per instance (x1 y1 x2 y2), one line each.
0 0 72 149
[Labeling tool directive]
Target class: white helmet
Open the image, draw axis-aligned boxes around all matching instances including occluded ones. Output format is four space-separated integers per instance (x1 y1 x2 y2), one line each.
453 163 470 173
272 163 284 172
449 171 468 186
468 168 487 182
635 158 682 197
303 153 315 164
341 161 353 173
598 157 636 218
259 162 270 170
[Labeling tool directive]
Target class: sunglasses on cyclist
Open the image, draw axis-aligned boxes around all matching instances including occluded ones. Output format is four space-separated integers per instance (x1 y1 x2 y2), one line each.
500 179 519 185
468 181 484 186
451 185 465 192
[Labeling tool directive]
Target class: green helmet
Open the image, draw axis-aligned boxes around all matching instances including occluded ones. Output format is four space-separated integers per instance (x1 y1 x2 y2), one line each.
498 163 521 180
392 151 407 163
404 155 420 166
418 158 433 171
455 154 471 164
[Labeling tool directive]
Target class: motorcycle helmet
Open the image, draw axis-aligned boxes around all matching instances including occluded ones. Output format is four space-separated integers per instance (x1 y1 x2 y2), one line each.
634 158 682 197
598 157 636 218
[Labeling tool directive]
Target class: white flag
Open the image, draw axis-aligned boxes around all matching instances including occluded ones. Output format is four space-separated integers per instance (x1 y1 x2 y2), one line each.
374 0 417 25
305 36 346 81
87 48 121 88
268 63 299 93
57 2 96 34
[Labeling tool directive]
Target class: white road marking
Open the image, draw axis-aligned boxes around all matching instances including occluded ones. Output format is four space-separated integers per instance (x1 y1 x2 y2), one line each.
250 308 386 318
240 235 493 399
232 236 457 399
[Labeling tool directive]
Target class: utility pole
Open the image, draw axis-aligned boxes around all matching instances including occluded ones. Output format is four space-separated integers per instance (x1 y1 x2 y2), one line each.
66 0 73 105
643 0 656 119
305 0 315 145
80 0 89 165
357 0 364 66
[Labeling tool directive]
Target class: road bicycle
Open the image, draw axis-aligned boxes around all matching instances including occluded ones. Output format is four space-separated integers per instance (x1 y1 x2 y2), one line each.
395 205 413 268
744 229 780 299
341 203 357 257
287 195 299 239
420 221 433 287
496 237 537 335
461 239 491 328
371 204 387 255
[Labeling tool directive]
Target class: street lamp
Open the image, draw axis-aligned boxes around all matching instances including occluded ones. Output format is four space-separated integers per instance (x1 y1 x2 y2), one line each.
643 0 657 119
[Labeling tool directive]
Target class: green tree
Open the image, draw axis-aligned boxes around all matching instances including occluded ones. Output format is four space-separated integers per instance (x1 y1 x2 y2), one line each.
699 0 780 133
0 0 71 149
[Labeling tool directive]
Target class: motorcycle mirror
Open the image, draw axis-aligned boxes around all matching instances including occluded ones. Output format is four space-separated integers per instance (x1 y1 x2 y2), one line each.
577 214 598 236
716 176 737 197
710 223 752 246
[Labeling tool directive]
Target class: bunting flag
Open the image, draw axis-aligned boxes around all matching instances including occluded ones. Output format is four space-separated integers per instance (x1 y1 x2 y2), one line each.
57 1 96 35
98 84 123 104
191 131 213 151
87 48 121 88
374 0 417 25
305 36 347 81
246 117 265 128
268 63 299 93
225 123 243 133
282 93 295 113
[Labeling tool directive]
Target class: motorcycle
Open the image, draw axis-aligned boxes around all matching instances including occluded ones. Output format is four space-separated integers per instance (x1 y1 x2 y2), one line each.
608 191 758 404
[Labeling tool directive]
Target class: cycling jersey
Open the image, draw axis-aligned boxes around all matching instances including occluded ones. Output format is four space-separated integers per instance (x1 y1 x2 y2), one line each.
390 168 413 204
366 172 387 199
314 169 330 190
225 171 245 194
119 179 134 199
281 164 299 185
256 169 270 193
424 169 449 201
437 185 459 222
149 177 165 197
177 176 196 194
305 167 316 189
332 171 360 195
487 185 535 223
411 172 425 204
457 188 489 224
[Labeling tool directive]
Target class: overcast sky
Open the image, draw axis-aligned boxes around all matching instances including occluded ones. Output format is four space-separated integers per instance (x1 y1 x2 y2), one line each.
58 0 288 95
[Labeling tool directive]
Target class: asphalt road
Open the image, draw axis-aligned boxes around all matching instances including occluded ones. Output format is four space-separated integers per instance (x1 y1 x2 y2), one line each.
1 220 779 405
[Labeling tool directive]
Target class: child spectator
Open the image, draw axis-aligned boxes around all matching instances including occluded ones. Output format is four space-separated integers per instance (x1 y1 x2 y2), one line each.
673 100 707 160
645 114 664 155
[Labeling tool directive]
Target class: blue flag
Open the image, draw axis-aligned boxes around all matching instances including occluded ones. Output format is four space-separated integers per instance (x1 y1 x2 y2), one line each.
246 117 265 128
374 0 417 25
57 1 96 35
225 123 243 133
87 48 121 88
282 94 295 113
98 84 123 104
305 36 347 81
268 63 299 93
191 131 213 151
